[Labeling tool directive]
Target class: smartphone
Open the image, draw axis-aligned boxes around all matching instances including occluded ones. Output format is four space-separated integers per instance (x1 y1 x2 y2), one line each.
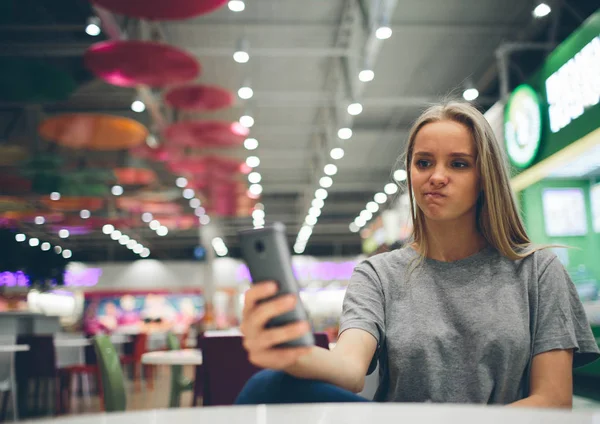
238 222 314 348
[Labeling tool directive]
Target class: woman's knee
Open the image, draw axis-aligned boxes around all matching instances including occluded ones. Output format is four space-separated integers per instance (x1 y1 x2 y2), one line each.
235 369 289 404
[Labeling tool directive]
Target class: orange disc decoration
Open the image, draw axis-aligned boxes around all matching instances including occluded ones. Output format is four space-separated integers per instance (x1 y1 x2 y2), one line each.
164 84 235 111
164 121 249 148
85 41 200 88
41 196 104 212
114 168 157 186
39 114 148 150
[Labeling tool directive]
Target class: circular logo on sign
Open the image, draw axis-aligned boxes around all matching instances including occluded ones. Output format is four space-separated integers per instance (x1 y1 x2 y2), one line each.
504 84 543 169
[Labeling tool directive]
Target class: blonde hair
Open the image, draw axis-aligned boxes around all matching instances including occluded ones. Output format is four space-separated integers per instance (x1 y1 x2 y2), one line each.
402 101 542 262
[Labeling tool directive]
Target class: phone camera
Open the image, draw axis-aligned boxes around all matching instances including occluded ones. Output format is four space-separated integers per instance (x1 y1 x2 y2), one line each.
254 240 265 253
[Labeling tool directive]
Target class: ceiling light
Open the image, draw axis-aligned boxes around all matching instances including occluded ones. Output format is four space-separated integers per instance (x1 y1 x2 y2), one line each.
102 224 114 234
142 212 153 223
85 16 101 36
80 209 91 219
29 238 39 247
319 176 333 188
127 240 137 249
324 164 338 176
133 244 144 254
294 245 305 254
34 216 45 225
199 215 211 225
131 100 145 113
228 0 245 12
338 128 353 140
110 230 121 240
62 249 72 259
244 138 259 150
354 217 366 227
252 209 265 220
349 223 360 233
533 2 551 18
149 220 160 230
140 248 150 258
384 182 399 195
394 169 408 182
195 207 206 217
41 242 51 251
238 86 254 100
366 201 379 213
298 227 312 241
59 229 70 239
183 188 195 199
347 103 363 116
240 115 254 128
312 198 324 209
374 192 388 204
249 184 263 196
315 188 328 200
248 172 262 184
157 226 169 236
330 147 345 160
111 185 124 196
375 26 392 40
119 235 130 245
54 246 62 254
360 210 373 221
50 192 61 201
146 134 158 148
246 156 260 168
359 69 375 82
233 50 249 63
305 215 318 226
309 207 321 217
190 198 201 209
176 177 188 188
15 233 26 242
463 87 479 102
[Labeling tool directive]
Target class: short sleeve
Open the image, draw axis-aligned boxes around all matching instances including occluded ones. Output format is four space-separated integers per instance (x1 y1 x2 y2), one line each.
338 260 386 374
533 255 600 368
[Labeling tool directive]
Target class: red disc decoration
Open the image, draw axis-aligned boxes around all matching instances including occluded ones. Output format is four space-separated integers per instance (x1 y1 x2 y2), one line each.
130 144 175 162
84 41 200 88
39 114 148 150
117 197 182 215
164 84 235 111
164 121 249 148
92 0 228 21
152 215 198 230
114 168 157 186
41 197 104 212
167 156 244 180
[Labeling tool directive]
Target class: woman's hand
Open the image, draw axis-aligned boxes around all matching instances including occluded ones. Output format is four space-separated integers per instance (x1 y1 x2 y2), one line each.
240 281 312 369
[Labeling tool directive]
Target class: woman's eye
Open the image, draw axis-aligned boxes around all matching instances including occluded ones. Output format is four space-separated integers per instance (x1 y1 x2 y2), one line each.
452 161 469 168
415 160 430 168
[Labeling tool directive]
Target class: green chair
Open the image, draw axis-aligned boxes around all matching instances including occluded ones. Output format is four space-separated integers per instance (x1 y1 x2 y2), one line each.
166 332 194 407
93 335 126 412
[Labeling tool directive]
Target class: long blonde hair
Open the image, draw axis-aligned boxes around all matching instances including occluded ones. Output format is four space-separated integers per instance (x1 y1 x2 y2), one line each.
402 101 540 261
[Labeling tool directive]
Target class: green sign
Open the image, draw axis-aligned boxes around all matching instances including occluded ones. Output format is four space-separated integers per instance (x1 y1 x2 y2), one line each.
504 84 543 168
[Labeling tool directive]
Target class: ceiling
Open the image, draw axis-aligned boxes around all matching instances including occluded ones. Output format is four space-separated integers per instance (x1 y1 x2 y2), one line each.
0 0 596 262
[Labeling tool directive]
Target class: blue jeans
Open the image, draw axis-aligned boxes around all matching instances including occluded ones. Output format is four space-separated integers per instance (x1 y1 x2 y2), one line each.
235 369 371 404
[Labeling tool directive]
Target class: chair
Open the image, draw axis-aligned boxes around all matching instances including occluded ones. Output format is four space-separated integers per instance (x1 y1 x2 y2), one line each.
119 333 153 391
199 332 329 406
93 335 126 412
0 336 18 422
165 332 193 407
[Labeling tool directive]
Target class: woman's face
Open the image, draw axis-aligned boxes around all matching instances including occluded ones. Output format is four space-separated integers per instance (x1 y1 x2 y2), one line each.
410 120 481 224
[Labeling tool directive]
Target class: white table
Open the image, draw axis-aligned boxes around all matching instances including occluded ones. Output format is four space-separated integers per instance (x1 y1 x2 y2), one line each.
141 349 203 366
13 403 600 424
54 336 132 348
0 345 29 353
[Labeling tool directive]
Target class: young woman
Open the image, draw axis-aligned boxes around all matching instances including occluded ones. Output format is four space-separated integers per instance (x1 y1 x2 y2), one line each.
235 102 599 407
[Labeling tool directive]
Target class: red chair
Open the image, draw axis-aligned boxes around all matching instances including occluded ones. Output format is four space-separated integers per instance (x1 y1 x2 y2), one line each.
119 333 153 391
197 332 329 406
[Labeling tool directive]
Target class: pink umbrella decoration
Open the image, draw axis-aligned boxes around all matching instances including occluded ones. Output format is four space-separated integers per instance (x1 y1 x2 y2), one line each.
163 121 249 148
167 156 244 181
84 41 200 88
92 0 228 21
164 84 235 111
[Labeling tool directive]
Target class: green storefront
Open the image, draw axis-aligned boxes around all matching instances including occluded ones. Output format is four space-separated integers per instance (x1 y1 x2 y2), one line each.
505 11 600 375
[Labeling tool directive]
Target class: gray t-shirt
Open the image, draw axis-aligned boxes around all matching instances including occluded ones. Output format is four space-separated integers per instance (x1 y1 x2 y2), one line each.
339 245 600 404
